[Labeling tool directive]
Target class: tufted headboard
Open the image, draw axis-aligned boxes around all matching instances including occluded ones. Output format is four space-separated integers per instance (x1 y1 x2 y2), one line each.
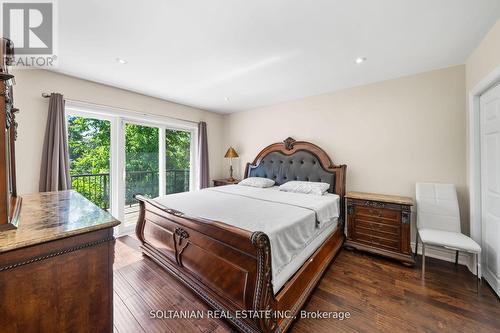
247 150 336 191
244 137 347 218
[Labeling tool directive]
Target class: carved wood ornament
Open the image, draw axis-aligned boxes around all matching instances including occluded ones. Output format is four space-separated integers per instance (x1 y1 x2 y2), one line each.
0 37 20 230
283 137 296 150
173 227 190 267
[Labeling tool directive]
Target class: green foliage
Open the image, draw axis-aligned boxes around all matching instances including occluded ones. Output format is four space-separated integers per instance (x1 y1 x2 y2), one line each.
68 116 111 208
125 124 159 200
68 116 110 174
125 124 159 172
166 129 191 194
166 129 191 170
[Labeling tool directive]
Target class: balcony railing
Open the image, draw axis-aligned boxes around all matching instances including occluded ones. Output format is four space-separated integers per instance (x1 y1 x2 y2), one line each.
70 169 190 210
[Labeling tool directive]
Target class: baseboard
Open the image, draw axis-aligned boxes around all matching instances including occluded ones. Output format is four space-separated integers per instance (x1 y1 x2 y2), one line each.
483 267 500 296
411 242 477 275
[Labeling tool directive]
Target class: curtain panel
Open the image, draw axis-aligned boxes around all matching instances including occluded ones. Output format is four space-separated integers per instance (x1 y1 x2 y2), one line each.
39 93 71 191
197 121 209 189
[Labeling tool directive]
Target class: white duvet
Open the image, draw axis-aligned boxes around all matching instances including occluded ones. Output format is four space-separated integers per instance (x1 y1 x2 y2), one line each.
153 185 340 293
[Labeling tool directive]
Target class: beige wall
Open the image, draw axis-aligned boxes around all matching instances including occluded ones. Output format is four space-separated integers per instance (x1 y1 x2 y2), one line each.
466 19 500 91
223 66 468 234
13 69 224 195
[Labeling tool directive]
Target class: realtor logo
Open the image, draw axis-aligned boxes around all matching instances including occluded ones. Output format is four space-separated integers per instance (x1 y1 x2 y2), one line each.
2 2 53 54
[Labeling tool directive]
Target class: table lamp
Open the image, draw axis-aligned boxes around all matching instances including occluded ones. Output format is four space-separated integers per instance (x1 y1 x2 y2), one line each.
224 147 239 181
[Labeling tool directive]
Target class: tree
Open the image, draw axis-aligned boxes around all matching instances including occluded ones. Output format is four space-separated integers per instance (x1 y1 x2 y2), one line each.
166 129 191 170
166 129 191 194
67 116 192 208
68 116 111 208
68 116 110 174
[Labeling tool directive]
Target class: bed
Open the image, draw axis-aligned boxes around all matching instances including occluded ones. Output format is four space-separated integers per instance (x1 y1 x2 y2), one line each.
135 137 347 333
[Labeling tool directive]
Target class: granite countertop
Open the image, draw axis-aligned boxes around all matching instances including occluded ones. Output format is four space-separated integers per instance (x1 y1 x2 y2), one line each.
0 190 120 253
346 191 414 206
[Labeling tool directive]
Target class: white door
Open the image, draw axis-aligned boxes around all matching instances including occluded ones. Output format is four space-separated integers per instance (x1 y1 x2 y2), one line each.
480 83 500 296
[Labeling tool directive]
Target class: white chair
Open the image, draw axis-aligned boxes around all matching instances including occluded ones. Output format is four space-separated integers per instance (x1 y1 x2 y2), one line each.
415 183 481 289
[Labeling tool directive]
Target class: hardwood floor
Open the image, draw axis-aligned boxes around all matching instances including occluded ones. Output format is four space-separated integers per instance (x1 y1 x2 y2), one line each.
114 235 500 333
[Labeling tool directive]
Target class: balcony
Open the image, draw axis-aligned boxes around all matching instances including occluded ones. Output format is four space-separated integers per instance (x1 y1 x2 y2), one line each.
71 169 189 226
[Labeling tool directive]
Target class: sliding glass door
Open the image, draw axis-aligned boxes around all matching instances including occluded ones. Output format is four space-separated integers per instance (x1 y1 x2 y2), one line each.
66 102 198 236
122 122 160 232
165 128 191 194
67 114 112 211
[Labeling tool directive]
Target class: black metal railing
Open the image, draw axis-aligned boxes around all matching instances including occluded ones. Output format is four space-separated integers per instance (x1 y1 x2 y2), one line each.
71 172 110 209
70 169 190 210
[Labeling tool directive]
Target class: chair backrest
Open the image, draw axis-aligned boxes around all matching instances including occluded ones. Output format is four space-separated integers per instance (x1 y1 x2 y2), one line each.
415 183 461 232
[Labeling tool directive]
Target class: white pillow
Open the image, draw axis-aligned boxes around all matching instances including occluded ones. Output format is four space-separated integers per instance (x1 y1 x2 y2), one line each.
279 181 330 195
238 177 275 188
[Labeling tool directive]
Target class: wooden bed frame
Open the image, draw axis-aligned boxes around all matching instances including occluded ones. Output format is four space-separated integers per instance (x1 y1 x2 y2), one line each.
135 138 346 333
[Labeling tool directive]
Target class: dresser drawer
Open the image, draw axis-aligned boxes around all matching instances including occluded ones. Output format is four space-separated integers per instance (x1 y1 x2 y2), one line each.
354 219 400 238
355 206 401 224
353 232 400 252
354 218 401 239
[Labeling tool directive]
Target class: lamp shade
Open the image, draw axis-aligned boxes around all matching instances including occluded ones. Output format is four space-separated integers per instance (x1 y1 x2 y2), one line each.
224 147 239 158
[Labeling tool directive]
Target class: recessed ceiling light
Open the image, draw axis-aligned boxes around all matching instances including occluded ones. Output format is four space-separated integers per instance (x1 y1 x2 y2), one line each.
355 57 367 64
116 58 128 64
224 97 230 102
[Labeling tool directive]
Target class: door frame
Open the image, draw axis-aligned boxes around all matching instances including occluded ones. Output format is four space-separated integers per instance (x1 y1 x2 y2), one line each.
468 63 500 280
120 119 162 235
65 106 119 225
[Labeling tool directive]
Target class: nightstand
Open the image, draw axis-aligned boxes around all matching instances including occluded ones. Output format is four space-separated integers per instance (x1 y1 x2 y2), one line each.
213 179 240 187
344 191 415 266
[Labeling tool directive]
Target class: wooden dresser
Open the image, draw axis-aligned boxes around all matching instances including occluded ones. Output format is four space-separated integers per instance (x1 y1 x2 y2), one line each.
345 191 415 265
0 190 120 333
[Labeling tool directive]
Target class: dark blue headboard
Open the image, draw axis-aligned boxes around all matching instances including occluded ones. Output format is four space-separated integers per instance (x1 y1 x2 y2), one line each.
247 150 336 193
244 138 346 196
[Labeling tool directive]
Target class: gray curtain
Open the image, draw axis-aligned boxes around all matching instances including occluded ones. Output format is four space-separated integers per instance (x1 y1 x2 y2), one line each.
39 93 71 191
198 121 209 189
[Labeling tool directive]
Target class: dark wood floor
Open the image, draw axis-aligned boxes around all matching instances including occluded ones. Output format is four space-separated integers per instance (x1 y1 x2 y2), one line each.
113 236 500 333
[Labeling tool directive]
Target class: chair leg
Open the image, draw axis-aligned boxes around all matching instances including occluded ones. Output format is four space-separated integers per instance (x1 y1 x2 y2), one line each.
455 250 459 265
422 244 426 279
415 232 419 256
476 253 480 294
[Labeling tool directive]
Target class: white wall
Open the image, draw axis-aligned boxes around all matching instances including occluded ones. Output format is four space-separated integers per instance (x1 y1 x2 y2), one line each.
13 69 224 195
223 65 468 234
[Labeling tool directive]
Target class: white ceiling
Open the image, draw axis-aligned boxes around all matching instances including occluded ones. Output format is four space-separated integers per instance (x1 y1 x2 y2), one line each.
53 0 500 113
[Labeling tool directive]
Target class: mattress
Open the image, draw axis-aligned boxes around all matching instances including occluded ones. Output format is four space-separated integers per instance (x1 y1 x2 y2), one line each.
274 217 338 293
153 184 340 294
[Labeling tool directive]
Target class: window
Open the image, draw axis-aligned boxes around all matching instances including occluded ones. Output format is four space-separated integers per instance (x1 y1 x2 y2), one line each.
67 115 111 209
165 129 191 194
125 123 159 203
66 102 197 235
